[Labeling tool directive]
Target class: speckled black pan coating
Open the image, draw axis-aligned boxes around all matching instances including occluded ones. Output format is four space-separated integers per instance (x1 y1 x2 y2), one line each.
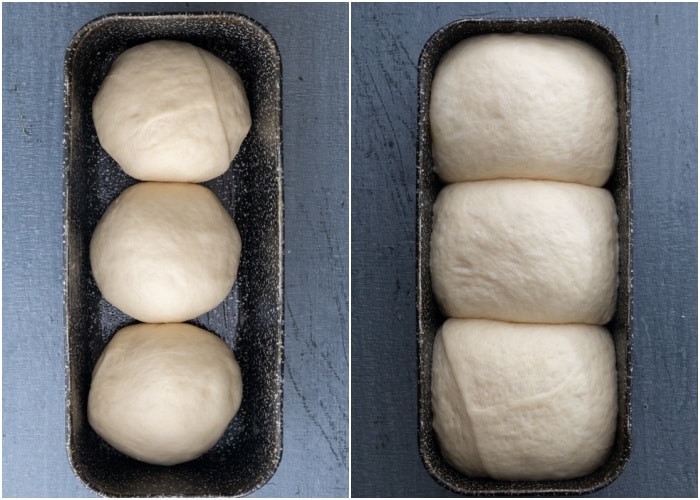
416 18 632 496
63 12 283 497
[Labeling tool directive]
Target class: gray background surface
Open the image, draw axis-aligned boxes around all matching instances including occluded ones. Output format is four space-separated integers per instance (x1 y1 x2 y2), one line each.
3 2 348 497
351 2 697 498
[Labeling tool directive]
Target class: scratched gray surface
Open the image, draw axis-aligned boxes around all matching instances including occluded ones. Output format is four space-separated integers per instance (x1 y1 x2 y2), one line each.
351 2 697 498
2 2 348 497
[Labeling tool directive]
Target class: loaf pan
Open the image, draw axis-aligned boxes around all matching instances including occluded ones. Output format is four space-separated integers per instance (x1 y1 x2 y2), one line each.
63 12 283 497
416 18 632 496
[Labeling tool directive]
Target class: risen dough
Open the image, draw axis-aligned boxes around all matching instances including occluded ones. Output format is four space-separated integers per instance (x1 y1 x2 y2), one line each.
90 182 242 323
88 322 243 466
431 318 617 481
430 179 618 325
93 40 251 182
430 33 617 186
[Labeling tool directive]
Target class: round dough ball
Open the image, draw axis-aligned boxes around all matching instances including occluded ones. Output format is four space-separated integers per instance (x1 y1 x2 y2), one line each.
88 322 243 466
93 40 252 182
430 179 618 325
90 182 242 323
432 318 617 481
430 33 618 186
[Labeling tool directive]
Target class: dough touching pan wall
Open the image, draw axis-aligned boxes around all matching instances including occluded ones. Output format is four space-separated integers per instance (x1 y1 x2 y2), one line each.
416 17 631 496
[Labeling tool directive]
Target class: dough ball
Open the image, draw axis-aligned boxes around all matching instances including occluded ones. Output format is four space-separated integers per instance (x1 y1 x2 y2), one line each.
93 40 252 182
88 322 243 466
430 33 617 186
430 179 618 325
431 318 617 481
90 182 242 323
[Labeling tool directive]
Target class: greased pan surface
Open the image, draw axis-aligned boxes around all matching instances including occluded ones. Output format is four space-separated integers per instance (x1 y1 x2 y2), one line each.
416 18 631 496
64 12 283 497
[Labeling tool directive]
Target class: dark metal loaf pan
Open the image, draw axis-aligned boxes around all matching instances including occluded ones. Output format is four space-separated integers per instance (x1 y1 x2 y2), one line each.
63 12 283 497
416 18 631 496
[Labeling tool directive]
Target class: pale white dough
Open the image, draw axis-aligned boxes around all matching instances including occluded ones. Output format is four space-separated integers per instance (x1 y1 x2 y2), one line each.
93 40 251 182
430 179 618 325
88 323 243 466
430 33 618 186
431 318 617 481
90 182 242 323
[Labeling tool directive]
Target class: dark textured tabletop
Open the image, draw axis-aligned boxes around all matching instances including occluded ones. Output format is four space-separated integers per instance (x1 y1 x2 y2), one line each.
351 2 697 498
3 2 348 497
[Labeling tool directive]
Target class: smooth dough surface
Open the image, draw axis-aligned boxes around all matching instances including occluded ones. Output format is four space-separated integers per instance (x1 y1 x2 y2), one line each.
88 323 243 466
430 33 618 186
431 318 617 481
90 182 242 323
93 40 251 182
430 179 618 325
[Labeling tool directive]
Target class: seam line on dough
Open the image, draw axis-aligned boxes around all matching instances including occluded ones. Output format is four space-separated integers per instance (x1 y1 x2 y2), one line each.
196 47 231 163
469 369 576 415
135 105 213 149
443 337 487 475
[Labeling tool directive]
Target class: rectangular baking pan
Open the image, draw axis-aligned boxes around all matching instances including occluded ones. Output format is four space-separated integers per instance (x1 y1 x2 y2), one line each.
63 12 283 497
416 18 632 496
